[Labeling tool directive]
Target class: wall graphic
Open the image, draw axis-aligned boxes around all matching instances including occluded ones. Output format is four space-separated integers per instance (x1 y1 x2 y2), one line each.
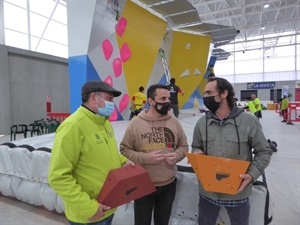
169 32 211 109
67 0 211 120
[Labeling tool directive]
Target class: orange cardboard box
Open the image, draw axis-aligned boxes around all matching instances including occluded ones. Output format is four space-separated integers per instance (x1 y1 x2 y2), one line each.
97 164 156 208
186 153 250 195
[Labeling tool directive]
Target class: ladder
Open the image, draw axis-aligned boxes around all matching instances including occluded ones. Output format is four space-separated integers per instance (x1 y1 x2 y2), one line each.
159 48 171 85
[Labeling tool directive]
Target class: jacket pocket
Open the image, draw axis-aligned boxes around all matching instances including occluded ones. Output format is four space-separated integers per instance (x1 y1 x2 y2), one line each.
202 135 215 154
225 135 250 159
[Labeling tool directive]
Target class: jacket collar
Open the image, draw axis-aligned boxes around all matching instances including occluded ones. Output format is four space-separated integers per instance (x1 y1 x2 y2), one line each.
79 105 108 125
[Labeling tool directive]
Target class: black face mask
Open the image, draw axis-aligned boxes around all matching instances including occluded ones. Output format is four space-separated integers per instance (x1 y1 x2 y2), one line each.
203 95 221 112
153 101 171 115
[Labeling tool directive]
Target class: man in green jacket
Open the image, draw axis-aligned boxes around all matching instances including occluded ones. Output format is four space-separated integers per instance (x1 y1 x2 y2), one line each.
192 78 272 225
48 81 134 225
243 97 257 115
251 94 262 119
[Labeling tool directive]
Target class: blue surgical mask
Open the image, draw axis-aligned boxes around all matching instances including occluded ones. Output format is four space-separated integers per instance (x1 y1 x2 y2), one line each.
97 96 115 117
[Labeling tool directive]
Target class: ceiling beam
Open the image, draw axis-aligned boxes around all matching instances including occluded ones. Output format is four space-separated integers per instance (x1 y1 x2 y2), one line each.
195 0 298 18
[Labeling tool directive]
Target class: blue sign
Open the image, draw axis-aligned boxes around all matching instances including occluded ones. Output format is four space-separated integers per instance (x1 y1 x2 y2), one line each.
247 82 275 89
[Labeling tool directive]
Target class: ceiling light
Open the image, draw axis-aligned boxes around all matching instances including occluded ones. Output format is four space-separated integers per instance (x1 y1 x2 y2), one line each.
264 3 269 8
261 26 266 30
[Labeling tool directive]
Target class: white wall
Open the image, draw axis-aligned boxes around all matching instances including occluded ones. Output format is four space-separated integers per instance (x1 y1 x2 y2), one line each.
0 45 69 135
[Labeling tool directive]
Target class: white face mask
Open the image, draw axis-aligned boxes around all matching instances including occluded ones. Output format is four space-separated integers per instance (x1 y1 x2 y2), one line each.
96 96 115 117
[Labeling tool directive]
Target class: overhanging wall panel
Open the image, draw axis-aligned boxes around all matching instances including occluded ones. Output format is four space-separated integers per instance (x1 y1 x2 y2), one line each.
116 1 168 98
170 32 211 108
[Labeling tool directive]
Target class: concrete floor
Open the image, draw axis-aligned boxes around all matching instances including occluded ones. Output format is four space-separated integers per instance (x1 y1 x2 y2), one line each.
0 109 299 225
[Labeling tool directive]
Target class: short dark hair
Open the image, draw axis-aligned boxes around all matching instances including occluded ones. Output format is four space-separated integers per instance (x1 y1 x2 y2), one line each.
207 77 236 107
147 84 169 100
139 86 144 92
82 93 90 103
170 78 175 84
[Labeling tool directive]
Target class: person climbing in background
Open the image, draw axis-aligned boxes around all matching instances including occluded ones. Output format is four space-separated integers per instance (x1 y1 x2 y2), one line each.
167 78 184 118
129 86 146 121
280 95 289 122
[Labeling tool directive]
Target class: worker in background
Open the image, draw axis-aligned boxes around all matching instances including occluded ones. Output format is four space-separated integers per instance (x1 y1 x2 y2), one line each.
243 97 257 115
167 78 184 118
281 95 289 122
251 94 262 119
129 86 146 120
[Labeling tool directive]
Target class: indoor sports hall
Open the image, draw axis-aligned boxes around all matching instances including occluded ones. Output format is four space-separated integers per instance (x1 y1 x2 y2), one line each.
0 0 299 225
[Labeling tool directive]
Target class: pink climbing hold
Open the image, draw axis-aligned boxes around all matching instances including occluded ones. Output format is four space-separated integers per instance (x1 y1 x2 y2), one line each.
119 93 130 113
113 58 122 77
102 39 113 61
116 17 127 37
109 107 118 121
120 42 132 63
104 76 113 86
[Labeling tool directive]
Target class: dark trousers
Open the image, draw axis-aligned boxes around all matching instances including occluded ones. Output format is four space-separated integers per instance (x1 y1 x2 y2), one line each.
198 195 250 225
129 108 142 120
170 104 179 118
134 179 176 225
282 109 288 120
255 110 262 119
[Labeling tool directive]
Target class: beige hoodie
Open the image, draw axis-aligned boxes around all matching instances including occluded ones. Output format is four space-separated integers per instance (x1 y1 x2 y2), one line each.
120 110 189 186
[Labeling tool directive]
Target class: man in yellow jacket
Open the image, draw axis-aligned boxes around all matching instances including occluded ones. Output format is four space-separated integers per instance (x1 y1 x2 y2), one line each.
251 94 262 119
243 97 257 115
281 95 290 122
129 86 146 120
48 81 134 225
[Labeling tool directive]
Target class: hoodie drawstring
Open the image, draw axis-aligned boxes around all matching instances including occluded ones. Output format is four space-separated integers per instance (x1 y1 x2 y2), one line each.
233 118 241 155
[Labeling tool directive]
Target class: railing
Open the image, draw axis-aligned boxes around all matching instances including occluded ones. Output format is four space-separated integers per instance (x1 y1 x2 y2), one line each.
286 102 300 125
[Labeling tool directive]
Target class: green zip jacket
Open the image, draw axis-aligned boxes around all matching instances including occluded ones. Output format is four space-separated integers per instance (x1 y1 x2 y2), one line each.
247 101 257 114
48 106 128 223
281 98 289 110
191 106 272 200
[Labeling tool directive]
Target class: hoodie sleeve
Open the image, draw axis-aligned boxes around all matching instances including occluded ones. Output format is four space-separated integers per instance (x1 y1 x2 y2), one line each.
120 121 145 164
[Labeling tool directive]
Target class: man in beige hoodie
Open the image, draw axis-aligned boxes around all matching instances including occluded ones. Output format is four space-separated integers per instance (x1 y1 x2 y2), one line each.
120 84 189 225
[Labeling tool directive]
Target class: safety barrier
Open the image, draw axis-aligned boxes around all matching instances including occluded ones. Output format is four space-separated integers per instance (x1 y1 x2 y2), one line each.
46 112 70 123
286 102 300 125
275 104 282 116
